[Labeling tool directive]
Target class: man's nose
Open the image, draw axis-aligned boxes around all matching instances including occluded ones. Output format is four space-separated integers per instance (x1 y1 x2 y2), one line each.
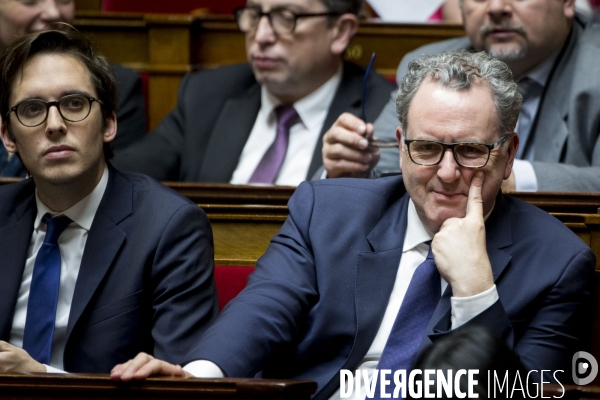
45 105 67 136
253 14 277 44
486 0 513 21
436 149 461 182
39 0 62 22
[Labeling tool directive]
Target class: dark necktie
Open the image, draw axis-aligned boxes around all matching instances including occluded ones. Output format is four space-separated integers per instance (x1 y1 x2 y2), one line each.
23 214 72 364
373 243 441 399
516 77 540 160
248 105 299 184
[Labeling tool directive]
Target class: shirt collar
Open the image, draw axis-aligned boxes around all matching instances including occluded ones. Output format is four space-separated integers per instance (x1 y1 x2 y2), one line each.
34 165 109 231
522 49 560 88
261 65 343 132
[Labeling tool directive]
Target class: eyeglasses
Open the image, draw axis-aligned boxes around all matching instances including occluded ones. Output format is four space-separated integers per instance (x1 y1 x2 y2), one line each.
404 135 510 168
7 94 103 127
234 6 342 35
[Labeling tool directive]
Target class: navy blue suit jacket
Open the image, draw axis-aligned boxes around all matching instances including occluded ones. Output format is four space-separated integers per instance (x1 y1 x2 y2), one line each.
184 176 595 399
0 167 218 372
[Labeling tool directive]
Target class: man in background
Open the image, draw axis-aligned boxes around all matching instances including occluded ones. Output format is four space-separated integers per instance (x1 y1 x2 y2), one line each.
112 0 394 185
0 0 146 177
323 0 600 192
0 29 217 373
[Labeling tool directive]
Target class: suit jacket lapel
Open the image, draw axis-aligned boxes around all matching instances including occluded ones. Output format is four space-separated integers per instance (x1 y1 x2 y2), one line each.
0 181 36 340
532 21 581 162
65 168 131 342
318 190 409 398
197 84 261 182
307 62 363 179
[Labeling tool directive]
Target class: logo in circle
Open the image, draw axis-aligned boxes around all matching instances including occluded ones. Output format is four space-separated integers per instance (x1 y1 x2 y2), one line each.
572 351 599 385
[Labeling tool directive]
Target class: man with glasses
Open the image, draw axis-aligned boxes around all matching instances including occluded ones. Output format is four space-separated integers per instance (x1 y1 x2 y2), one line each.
0 0 147 178
112 0 394 185
324 0 600 192
112 50 594 398
0 29 218 374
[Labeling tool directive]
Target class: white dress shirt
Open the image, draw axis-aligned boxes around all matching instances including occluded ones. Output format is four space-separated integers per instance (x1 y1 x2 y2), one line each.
229 67 342 186
512 51 560 192
185 199 499 391
9 166 109 372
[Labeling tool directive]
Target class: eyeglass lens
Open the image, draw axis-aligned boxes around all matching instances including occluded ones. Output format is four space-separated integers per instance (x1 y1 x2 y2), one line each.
409 141 491 167
16 95 92 127
237 8 296 34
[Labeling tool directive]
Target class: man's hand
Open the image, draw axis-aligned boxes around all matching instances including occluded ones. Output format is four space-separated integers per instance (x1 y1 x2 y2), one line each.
501 169 516 192
432 171 494 297
110 352 191 381
0 341 46 373
322 113 380 178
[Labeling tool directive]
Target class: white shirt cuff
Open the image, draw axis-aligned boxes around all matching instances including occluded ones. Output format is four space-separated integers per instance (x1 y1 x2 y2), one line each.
44 364 67 374
183 360 226 378
512 159 538 192
320 169 328 180
450 284 499 329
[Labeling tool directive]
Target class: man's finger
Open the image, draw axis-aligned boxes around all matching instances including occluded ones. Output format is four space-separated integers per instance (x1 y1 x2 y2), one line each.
466 171 484 218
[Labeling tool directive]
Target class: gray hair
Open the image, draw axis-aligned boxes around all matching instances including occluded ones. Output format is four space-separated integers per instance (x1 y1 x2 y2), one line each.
396 49 522 137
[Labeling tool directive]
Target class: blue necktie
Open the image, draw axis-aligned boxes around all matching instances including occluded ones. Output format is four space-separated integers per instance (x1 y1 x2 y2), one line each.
373 243 441 399
23 214 72 364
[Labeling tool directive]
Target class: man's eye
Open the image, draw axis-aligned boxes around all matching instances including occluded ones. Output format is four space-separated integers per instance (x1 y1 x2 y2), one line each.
64 98 85 110
21 103 44 116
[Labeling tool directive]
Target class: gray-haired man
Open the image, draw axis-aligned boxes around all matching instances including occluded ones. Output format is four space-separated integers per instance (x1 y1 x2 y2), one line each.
112 50 594 399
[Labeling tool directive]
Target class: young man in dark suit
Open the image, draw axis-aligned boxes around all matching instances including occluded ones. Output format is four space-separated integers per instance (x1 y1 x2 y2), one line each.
0 29 217 373
112 0 394 186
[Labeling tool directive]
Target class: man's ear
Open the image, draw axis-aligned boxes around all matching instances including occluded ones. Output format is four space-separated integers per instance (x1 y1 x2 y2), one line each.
103 112 117 143
563 0 576 19
329 14 359 56
396 126 403 171
1 123 18 154
503 133 520 180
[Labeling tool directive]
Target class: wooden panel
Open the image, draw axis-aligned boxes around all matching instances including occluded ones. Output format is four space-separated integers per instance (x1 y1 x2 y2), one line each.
147 75 184 130
74 0 102 11
0 374 316 399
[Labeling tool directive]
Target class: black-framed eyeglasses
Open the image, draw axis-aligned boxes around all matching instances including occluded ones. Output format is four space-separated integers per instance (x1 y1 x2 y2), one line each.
234 6 342 35
7 94 103 128
404 135 510 168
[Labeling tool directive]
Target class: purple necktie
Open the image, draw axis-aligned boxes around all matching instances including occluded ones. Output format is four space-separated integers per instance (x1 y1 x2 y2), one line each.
249 105 299 184
373 243 441 399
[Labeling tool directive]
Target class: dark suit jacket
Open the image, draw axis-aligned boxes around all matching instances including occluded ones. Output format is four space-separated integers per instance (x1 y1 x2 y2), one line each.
184 176 595 399
112 62 395 182
376 17 600 191
0 167 218 372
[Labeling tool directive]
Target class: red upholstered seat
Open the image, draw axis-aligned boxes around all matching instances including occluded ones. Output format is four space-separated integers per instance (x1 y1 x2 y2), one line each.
214 266 255 311
101 0 246 14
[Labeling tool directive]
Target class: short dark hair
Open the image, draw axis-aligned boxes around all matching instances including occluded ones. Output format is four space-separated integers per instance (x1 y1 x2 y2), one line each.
321 0 363 15
0 28 117 160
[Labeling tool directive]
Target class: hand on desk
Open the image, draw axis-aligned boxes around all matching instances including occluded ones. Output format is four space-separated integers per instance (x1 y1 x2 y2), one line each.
0 341 46 373
110 352 191 381
432 171 494 298
322 113 380 178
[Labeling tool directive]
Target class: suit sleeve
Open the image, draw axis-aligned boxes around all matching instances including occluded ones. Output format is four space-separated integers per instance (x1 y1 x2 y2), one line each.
112 73 195 181
111 64 147 152
151 203 219 364
429 247 595 382
181 181 319 376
